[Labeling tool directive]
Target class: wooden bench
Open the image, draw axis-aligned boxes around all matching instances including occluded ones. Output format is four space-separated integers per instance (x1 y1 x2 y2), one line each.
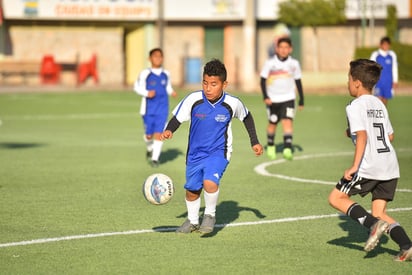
0 60 41 84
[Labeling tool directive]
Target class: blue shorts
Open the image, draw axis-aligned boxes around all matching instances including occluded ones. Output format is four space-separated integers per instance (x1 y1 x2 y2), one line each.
184 156 229 192
143 113 168 135
374 84 393 99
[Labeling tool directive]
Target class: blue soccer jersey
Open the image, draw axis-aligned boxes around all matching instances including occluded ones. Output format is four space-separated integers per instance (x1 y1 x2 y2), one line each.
134 68 173 116
172 91 250 164
370 49 398 99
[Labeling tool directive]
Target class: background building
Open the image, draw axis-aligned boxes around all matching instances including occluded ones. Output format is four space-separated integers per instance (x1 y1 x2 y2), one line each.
0 0 411 91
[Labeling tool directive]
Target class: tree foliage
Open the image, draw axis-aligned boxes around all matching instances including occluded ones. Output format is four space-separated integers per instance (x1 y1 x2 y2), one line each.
385 4 398 42
278 0 346 27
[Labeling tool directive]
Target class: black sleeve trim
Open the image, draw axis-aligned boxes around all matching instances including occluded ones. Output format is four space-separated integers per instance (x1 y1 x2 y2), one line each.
165 116 181 133
260 77 269 100
243 112 260 146
295 79 304 106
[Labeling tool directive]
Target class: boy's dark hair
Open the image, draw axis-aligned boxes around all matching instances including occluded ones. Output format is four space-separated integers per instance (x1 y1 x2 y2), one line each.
149 48 163 56
277 37 292 47
203 59 227 82
380 36 391 45
349 59 382 91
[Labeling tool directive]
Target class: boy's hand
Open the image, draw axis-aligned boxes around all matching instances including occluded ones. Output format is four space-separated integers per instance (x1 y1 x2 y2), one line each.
252 144 264 156
264 98 272 106
147 90 156 98
161 130 173 140
344 167 357 181
345 128 351 137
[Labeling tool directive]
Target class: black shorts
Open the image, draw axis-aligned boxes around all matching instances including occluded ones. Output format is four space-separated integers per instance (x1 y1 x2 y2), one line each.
335 174 398 201
267 100 295 124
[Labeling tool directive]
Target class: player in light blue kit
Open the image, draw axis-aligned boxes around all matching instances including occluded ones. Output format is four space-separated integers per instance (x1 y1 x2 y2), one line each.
161 59 263 234
370 37 398 106
134 48 176 167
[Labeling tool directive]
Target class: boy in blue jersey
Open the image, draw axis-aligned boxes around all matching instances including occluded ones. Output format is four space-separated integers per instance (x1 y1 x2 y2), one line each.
370 37 398 106
161 59 264 234
134 48 176 167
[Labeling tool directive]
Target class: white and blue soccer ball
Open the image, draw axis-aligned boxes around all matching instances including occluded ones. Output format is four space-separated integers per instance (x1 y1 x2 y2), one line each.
142 173 174 205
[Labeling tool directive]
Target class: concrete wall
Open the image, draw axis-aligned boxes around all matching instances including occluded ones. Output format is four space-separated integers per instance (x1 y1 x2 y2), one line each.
6 25 124 86
163 25 204 87
3 23 412 89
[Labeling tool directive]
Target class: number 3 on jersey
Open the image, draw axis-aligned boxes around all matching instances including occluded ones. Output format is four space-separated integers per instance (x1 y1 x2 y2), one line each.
373 123 390 153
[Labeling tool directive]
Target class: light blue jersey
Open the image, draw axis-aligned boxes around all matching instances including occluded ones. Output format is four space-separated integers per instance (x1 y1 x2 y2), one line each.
172 91 250 164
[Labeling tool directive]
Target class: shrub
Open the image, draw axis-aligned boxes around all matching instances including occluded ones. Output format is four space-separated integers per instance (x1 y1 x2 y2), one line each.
355 43 412 82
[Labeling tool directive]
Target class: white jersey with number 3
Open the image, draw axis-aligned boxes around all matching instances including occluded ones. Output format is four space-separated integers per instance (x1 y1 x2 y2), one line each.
346 94 399 180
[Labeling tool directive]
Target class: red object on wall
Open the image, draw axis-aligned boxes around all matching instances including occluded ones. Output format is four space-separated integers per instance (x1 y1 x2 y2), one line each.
77 54 99 85
40 55 61 84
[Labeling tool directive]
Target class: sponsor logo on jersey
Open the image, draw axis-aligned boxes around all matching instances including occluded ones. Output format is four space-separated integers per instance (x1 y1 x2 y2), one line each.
195 113 207 120
215 114 228 122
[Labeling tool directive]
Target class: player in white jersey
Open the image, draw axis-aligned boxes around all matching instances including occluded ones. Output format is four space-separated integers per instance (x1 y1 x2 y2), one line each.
161 59 263 235
260 37 304 160
328 59 412 261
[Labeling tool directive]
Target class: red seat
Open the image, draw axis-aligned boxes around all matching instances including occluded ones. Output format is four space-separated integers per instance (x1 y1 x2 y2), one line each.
77 54 98 85
40 55 61 84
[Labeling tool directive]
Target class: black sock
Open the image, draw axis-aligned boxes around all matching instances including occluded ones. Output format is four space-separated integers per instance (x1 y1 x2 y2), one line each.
267 134 275 146
389 224 412 250
284 134 292 149
347 203 378 229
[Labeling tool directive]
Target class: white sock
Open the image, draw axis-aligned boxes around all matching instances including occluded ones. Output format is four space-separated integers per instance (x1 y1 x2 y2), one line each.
204 189 219 217
186 197 201 225
143 135 153 152
151 140 163 161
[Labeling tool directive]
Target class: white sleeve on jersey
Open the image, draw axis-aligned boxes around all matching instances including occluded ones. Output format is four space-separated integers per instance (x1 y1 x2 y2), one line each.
292 58 302 80
370 50 379 61
389 50 399 83
163 69 175 95
133 69 151 97
260 59 272 78
172 91 203 123
224 94 249 121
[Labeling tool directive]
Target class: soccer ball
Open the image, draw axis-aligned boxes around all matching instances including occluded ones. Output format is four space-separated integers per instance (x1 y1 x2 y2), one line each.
142 173 174 205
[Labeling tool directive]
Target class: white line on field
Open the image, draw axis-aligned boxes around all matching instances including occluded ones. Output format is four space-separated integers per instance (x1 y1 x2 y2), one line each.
254 150 412 193
0 113 136 121
1 207 411 248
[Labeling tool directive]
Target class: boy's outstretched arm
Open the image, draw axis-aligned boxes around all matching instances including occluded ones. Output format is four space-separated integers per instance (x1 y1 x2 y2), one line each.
295 79 304 110
243 112 263 156
161 116 181 140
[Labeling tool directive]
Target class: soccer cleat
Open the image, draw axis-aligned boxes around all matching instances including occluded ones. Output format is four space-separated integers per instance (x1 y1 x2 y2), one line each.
146 150 152 159
267 145 276 160
199 214 216 234
393 246 412 262
175 219 199 233
364 219 389 252
283 148 293 160
150 160 159 168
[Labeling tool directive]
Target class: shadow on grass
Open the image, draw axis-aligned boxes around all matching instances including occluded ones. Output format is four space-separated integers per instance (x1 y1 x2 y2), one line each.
327 215 398 258
0 142 46 149
151 200 267 237
265 143 304 154
159 148 184 164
